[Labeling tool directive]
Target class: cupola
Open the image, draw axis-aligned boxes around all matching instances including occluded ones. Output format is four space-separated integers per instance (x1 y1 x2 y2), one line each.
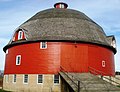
54 2 68 9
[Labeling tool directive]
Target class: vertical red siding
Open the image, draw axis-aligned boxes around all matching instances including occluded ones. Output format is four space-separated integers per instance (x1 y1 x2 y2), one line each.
88 45 115 76
4 42 61 74
61 43 88 72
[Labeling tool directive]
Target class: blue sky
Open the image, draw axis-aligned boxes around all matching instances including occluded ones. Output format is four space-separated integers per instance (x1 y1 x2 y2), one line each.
0 0 120 71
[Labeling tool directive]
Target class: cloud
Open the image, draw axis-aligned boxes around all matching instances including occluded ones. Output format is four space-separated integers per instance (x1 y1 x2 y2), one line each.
0 8 36 39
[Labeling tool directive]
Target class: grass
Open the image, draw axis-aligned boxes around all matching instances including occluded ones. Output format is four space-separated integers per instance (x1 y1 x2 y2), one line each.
0 89 11 92
117 85 120 88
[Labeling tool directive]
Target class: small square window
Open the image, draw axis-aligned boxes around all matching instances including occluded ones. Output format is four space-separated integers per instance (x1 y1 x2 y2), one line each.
40 42 47 49
23 74 28 84
13 74 16 83
16 55 21 65
18 31 23 40
37 75 43 84
54 74 59 84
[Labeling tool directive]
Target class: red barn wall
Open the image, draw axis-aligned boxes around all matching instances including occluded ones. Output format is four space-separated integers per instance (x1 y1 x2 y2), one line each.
4 42 61 74
4 42 115 76
88 45 115 76
61 43 88 73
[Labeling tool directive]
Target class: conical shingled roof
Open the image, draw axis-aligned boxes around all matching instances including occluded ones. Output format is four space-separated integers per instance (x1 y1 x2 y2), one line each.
3 8 116 53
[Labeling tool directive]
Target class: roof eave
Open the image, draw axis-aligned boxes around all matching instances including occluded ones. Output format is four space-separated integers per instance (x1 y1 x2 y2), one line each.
3 40 117 54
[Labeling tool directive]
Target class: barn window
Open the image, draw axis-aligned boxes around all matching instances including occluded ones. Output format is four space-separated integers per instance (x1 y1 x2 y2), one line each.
18 31 23 40
54 74 59 84
102 60 106 67
37 75 43 84
16 55 21 65
40 42 47 49
13 74 16 83
23 74 28 84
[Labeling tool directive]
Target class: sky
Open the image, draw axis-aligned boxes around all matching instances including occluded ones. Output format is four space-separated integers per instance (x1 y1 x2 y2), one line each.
0 0 120 71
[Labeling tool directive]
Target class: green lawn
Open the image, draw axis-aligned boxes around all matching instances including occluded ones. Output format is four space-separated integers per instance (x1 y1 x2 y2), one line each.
0 89 11 92
117 85 120 88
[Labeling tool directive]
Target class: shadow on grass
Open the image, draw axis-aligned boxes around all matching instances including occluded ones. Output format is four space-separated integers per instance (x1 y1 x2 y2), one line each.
0 89 11 92
117 85 120 88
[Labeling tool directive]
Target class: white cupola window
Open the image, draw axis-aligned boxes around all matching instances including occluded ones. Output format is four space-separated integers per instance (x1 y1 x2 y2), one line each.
18 31 23 40
60 4 65 8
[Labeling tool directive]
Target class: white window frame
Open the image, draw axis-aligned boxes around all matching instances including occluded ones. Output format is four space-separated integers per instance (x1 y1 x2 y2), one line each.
102 60 106 67
61 4 65 8
23 74 29 84
18 31 23 40
40 42 47 49
37 74 44 84
53 74 60 85
16 55 21 65
13 74 16 83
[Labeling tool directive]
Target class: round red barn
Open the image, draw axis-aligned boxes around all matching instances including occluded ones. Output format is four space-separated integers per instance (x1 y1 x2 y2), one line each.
3 2 117 92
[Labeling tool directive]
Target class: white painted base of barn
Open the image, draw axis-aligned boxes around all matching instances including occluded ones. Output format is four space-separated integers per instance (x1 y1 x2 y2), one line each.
3 74 61 92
